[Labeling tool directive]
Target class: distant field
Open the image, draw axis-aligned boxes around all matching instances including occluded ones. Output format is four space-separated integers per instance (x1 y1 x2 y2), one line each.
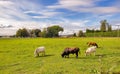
0 37 120 74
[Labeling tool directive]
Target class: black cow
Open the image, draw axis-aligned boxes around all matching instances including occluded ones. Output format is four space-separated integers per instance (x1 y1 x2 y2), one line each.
61 47 80 58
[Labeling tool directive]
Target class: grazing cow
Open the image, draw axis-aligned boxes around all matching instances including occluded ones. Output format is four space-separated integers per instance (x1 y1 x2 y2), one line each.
87 42 98 48
61 47 80 58
85 46 97 56
34 46 45 57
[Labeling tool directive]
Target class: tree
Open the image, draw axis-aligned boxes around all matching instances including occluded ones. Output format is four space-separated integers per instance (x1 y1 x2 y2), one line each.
77 30 84 37
100 20 107 32
41 28 47 37
108 24 112 32
46 25 63 37
73 33 76 37
16 29 22 37
16 28 30 37
30 29 41 37
86 29 94 33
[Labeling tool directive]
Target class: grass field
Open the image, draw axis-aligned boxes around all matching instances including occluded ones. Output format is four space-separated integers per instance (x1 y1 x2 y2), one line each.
0 37 120 74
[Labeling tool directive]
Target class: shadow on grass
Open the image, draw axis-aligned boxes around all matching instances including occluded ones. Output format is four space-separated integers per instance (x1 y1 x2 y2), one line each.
79 56 99 59
95 54 106 57
0 50 10 53
36 54 55 58
61 56 98 59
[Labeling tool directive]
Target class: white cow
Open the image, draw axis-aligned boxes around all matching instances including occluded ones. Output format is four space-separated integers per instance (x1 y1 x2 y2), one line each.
34 46 45 57
85 46 97 56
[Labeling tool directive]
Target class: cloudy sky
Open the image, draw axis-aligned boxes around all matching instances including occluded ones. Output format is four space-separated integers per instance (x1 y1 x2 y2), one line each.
0 0 120 36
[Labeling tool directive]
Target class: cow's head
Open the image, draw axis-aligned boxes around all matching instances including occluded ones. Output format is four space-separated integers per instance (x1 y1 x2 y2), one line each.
61 52 65 58
87 42 89 44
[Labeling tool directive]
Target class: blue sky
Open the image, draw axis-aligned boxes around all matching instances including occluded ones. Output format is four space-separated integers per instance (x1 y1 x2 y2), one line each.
0 0 120 36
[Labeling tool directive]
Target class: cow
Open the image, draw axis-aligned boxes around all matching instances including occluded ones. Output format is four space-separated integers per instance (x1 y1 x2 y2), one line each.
87 42 98 48
61 47 80 58
85 46 97 56
34 46 45 57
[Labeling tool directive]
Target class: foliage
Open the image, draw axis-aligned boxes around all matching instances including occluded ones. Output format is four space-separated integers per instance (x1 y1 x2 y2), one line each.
100 20 107 32
15 25 63 38
30 29 41 37
41 28 48 38
85 20 114 37
86 29 94 33
16 28 30 37
77 30 84 37
108 24 112 32
73 33 76 37
46 25 63 37
86 30 120 37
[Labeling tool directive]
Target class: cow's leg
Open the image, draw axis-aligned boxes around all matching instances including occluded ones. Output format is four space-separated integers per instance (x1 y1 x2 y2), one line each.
44 51 45 56
37 53 39 56
89 53 91 56
85 52 89 56
67 54 69 58
85 52 87 56
65 55 66 58
94 52 96 56
76 52 78 58
43 51 45 56
42 52 44 56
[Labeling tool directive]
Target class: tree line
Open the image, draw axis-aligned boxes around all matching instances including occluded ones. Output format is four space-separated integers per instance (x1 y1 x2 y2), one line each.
15 20 120 37
75 20 114 37
16 25 63 38
86 20 112 33
85 20 120 37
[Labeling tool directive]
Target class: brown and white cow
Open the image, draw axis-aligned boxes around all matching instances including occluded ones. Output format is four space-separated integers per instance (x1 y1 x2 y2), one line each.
85 46 97 56
61 47 80 58
87 42 98 48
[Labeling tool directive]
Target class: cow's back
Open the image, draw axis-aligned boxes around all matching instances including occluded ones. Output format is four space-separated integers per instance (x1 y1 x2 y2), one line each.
86 46 96 53
37 46 45 52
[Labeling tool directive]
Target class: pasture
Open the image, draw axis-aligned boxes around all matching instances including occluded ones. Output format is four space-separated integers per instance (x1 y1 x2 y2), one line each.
0 37 120 74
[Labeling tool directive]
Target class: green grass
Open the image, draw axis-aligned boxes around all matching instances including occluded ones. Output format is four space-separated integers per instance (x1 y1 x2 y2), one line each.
0 37 120 74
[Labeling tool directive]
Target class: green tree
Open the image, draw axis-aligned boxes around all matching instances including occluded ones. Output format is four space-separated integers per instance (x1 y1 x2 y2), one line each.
100 20 107 32
16 29 22 37
86 29 94 33
16 28 30 37
73 33 76 37
41 28 47 37
77 30 84 37
108 24 112 32
47 25 63 37
30 29 41 37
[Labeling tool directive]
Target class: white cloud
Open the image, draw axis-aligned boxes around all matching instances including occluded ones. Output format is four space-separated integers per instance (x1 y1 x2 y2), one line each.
0 0 120 36
47 0 95 9
0 19 49 36
0 28 16 36
47 0 120 14
75 7 120 14
59 0 95 7
0 0 14 6
0 0 32 21
53 18 90 32
24 10 63 19
0 0 53 36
